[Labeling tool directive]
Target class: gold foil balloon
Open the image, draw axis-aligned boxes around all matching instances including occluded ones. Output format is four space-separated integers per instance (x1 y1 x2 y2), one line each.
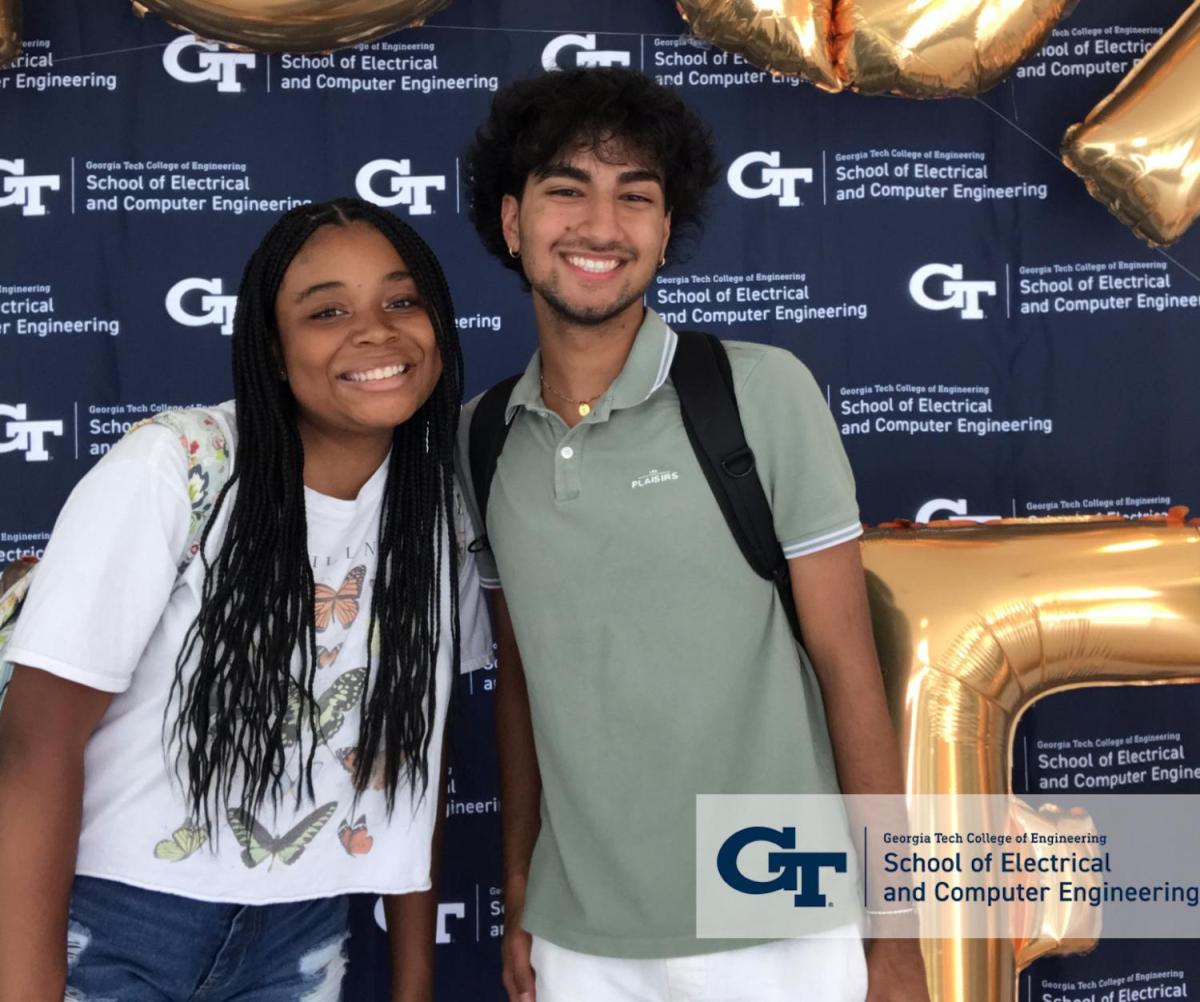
835 0 1079 96
676 0 1078 96
1062 2 1200 247
0 0 20 69
1006 800 1103 970
675 0 842 92
863 513 1200 1002
130 0 453 52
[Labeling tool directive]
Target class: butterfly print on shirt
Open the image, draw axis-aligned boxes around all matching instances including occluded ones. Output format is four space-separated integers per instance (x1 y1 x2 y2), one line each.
226 801 338 869
314 565 365 632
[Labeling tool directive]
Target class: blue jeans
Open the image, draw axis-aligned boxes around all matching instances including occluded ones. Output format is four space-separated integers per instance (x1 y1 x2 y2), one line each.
65 876 349 1002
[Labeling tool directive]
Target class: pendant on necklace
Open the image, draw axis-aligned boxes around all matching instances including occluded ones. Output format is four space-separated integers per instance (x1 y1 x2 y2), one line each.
578 403 591 417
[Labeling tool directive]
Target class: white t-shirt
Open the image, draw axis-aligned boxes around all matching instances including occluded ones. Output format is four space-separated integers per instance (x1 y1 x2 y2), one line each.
6 402 492 904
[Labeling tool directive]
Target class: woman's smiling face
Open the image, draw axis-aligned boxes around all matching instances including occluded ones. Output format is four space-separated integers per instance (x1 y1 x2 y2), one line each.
273 221 443 442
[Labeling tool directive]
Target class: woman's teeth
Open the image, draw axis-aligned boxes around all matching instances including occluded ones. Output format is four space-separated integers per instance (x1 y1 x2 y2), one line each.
345 363 412 383
566 255 620 274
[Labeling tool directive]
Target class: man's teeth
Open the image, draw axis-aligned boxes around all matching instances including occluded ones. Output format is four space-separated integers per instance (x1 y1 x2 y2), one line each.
567 255 620 274
345 363 411 383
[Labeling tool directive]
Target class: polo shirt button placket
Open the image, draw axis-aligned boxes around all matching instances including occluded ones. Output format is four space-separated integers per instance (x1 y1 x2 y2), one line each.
553 433 583 502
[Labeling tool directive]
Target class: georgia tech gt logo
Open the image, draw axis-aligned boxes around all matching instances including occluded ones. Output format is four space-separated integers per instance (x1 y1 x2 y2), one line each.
541 34 632 71
0 404 64 463
166 278 238 336
355 159 446 216
717 826 847 908
0 159 61 217
372 898 465 945
915 498 1001 523
909 263 997 320
727 152 813 208
163 35 257 93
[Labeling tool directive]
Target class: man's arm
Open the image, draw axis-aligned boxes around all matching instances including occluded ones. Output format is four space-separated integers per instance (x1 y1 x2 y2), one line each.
0 666 112 1001
789 539 930 1002
491 590 542 1002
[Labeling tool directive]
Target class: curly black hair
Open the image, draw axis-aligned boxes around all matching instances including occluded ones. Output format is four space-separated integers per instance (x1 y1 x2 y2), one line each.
464 68 720 279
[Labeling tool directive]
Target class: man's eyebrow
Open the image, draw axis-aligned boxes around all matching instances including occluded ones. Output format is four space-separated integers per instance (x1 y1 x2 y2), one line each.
618 168 663 187
534 163 591 183
294 271 412 304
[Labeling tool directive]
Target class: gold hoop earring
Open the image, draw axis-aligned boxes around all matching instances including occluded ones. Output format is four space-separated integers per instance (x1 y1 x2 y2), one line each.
509 247 520 259
659 254 666 268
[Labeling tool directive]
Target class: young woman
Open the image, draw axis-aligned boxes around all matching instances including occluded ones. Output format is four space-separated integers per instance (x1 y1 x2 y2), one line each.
0 198 491 1001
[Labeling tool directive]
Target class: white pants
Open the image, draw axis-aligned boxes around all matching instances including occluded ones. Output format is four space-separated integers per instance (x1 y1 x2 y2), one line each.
530 926 868 1002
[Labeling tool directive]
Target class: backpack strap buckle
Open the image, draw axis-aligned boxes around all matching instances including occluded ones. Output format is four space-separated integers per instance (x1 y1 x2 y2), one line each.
720 447 756 479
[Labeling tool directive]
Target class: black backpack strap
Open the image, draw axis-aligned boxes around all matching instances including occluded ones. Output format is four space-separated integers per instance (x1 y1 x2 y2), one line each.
467 374 523 551
671 331 803 645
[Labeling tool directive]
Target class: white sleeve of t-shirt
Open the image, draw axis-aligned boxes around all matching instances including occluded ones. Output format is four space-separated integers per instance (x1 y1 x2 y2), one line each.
454 481 494 674
6 424 191 693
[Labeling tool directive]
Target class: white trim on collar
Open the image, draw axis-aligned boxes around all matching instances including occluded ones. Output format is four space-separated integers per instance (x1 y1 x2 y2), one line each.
642 326 679 405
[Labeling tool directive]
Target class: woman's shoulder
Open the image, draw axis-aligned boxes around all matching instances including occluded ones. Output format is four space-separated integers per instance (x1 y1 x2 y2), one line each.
99 401 237 483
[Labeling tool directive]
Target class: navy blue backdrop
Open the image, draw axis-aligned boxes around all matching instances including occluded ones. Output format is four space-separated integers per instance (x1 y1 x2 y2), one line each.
3 1 1199 997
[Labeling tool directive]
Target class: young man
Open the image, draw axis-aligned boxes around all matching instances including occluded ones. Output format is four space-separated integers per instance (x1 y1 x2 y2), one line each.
460 69 929 1002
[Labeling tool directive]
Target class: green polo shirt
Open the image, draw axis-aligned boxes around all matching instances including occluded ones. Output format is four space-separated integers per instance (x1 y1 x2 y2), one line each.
458 308 863 958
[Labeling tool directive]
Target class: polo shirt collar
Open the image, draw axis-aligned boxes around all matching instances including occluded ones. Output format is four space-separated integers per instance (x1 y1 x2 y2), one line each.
504 308 679 424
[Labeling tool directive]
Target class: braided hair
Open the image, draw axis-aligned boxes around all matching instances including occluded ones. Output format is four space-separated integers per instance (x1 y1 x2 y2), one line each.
169 198 463 832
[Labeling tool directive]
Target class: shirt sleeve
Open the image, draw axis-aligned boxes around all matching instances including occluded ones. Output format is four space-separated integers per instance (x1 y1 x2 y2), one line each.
731 345 863 559
453 395 502 591
453 479 495 673
4 424 191 693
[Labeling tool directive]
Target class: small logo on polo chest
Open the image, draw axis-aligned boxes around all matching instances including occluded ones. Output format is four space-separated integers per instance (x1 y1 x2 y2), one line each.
631 468 680 489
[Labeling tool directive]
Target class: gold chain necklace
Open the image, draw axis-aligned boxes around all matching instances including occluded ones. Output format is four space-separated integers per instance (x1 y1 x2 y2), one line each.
540 375 605 418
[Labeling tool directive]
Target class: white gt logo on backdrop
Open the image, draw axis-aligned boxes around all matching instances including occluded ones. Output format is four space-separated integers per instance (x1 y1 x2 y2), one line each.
0 404 64 462
163 35 257 93
727 152 813 207
909 263 997 320
0 159 61 216
435 903 467 944
355 159 446 216
372 898 466 944
915 498 1000 523
166 278 238 335
542 34 632 71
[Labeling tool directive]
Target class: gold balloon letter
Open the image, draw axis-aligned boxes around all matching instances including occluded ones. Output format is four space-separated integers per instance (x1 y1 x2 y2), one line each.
131 0 454 53
675 0 842 92
677 0 1079 96
835 0 1078 97
863 515 1200 1002
1062 2 1200 247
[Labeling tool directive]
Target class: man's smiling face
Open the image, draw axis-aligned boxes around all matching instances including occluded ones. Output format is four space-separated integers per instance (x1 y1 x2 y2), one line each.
501 141 672 326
